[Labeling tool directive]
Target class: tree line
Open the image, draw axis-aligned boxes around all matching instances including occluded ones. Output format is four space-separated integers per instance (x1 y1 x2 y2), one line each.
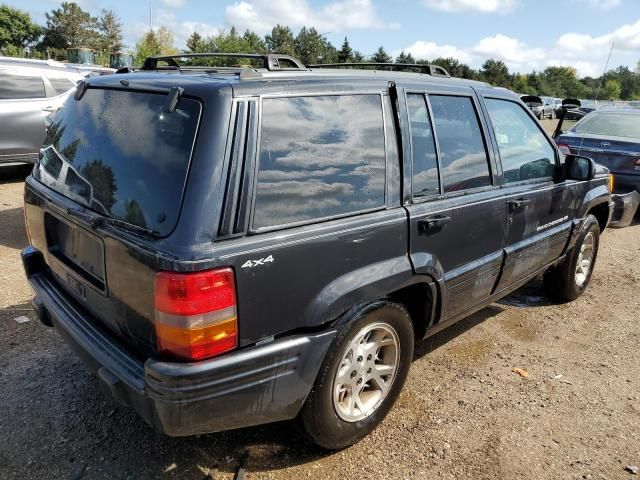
1 2 639 100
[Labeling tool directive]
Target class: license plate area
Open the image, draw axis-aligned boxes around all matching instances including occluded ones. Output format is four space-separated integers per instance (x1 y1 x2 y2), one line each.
44 212 106 292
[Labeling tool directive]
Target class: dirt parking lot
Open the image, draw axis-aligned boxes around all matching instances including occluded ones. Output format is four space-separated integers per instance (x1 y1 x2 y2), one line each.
1 162 639 480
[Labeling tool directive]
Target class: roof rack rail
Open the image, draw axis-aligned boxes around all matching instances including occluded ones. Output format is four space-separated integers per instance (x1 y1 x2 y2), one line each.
141 53 307 72
307 62 451 77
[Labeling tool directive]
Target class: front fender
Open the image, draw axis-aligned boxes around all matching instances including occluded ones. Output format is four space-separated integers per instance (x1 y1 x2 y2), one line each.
580 183 610 218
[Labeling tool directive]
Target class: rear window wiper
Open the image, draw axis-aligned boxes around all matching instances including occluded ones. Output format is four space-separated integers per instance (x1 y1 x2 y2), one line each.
103 218 158 237
65 206 157 237
65 206 104 229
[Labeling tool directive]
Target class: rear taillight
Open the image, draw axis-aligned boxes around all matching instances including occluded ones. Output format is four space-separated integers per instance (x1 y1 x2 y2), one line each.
557 143 571 156
154 268 238 361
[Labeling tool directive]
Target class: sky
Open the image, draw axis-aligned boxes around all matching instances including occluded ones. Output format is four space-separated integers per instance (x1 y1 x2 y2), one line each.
17 0 640 77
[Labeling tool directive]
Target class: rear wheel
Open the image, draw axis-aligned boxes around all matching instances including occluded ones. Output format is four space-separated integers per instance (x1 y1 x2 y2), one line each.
544 214 600 301
300 301 414 449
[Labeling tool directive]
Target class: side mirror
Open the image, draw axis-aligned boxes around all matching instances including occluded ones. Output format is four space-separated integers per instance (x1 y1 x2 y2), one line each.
565 154 595 181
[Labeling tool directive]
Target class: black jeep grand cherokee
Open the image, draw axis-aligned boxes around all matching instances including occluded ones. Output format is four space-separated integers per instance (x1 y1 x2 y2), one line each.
22 54 613 449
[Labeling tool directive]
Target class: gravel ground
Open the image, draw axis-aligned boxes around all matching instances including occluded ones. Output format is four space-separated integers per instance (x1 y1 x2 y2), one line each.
1 162 638 480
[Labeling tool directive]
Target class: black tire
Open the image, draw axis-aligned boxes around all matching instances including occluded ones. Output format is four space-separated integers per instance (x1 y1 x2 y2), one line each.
544 214 600 301
300 301 414 450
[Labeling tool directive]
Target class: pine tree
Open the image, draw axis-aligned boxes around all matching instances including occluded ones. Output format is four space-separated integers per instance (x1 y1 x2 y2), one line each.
338 37 352 63
371 46 391 63
186 32 203 52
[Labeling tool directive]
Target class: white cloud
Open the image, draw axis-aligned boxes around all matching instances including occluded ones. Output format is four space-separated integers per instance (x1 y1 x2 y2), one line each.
421 0 519 13
123 10 221 50
576 0 621 10
472 34 545 68
393 41 472 63
224 0 389 34
395 18 640 78
160 0 187 7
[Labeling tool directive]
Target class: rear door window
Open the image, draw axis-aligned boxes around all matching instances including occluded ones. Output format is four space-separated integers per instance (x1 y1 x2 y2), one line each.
407 93 440 198
430 95 492 193
0 69 46 99
253 94 386 230
485 98 556 183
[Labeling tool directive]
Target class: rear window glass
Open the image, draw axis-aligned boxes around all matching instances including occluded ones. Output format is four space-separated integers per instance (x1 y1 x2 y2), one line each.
35 88 201 236
572 112 640 138
47 77 76 95
0 70 46 99
253 95 385 230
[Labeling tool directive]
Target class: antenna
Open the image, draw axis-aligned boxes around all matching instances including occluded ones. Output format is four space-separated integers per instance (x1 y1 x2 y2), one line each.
149 0 153 32
593 41 615 104
577 41 614 154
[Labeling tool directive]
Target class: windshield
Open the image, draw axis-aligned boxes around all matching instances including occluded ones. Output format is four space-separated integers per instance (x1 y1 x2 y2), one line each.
34 87 201 236
571 112 640 139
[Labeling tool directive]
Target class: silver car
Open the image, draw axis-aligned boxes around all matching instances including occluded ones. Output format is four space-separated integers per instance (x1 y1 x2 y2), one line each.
0 61 84 166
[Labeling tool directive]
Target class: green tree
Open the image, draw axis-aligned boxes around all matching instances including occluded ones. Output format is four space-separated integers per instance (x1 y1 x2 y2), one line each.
0 5 41 50
604 66 640 100
352 50 365 63
601 79 622 100
371 46 391 63
123 199 146 228
97 9 123 53
186 32 204 52
242 29 266 53
41 2 97 49
540 66 586 98
294 27 335 64
512 74 534 94
395 51 415 64
81 160 117 211
337 37 352 63
430 57 476 79
134 27 176 65
480 59 511 88
265 24 295 56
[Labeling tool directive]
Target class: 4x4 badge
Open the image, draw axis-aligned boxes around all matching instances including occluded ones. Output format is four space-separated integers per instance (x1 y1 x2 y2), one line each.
241 255 274 269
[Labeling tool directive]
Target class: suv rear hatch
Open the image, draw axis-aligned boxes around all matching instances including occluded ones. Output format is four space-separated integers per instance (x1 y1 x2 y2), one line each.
24 84 202 356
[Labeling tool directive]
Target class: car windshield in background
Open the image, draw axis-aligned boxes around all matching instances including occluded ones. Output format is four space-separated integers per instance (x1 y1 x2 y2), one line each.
34 88 201 236
571 111 640 138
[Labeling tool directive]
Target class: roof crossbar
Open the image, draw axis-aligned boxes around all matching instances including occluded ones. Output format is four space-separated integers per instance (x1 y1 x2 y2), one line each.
141 53 307 72
307 62 451 77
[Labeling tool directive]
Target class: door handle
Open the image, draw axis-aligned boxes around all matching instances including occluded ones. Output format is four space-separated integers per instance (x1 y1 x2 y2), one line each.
42 106 56 112
507 198 531 212
418 215 451 234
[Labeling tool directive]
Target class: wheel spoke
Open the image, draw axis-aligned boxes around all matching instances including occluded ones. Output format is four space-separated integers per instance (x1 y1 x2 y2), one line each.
332 322 400 422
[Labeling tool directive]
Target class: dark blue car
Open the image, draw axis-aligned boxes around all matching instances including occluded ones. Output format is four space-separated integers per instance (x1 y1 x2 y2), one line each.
556 108 640 226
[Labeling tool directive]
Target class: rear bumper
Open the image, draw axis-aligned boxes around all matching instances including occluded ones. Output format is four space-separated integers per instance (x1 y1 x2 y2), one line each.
0 153 38 165
22 246 336 436
610 190 640 228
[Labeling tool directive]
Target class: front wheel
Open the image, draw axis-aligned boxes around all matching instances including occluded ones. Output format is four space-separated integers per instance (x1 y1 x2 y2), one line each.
544 214 600 301
300 301 414 449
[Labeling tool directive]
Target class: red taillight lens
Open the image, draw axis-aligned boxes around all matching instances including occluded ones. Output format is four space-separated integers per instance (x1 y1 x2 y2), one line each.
154 268 238 361
557 143 571 156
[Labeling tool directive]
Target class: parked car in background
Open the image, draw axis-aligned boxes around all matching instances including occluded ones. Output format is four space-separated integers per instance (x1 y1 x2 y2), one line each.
22 53 612 450
555 107 640 227
554 98 563 116
521 95 556 120
0 62 83 166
